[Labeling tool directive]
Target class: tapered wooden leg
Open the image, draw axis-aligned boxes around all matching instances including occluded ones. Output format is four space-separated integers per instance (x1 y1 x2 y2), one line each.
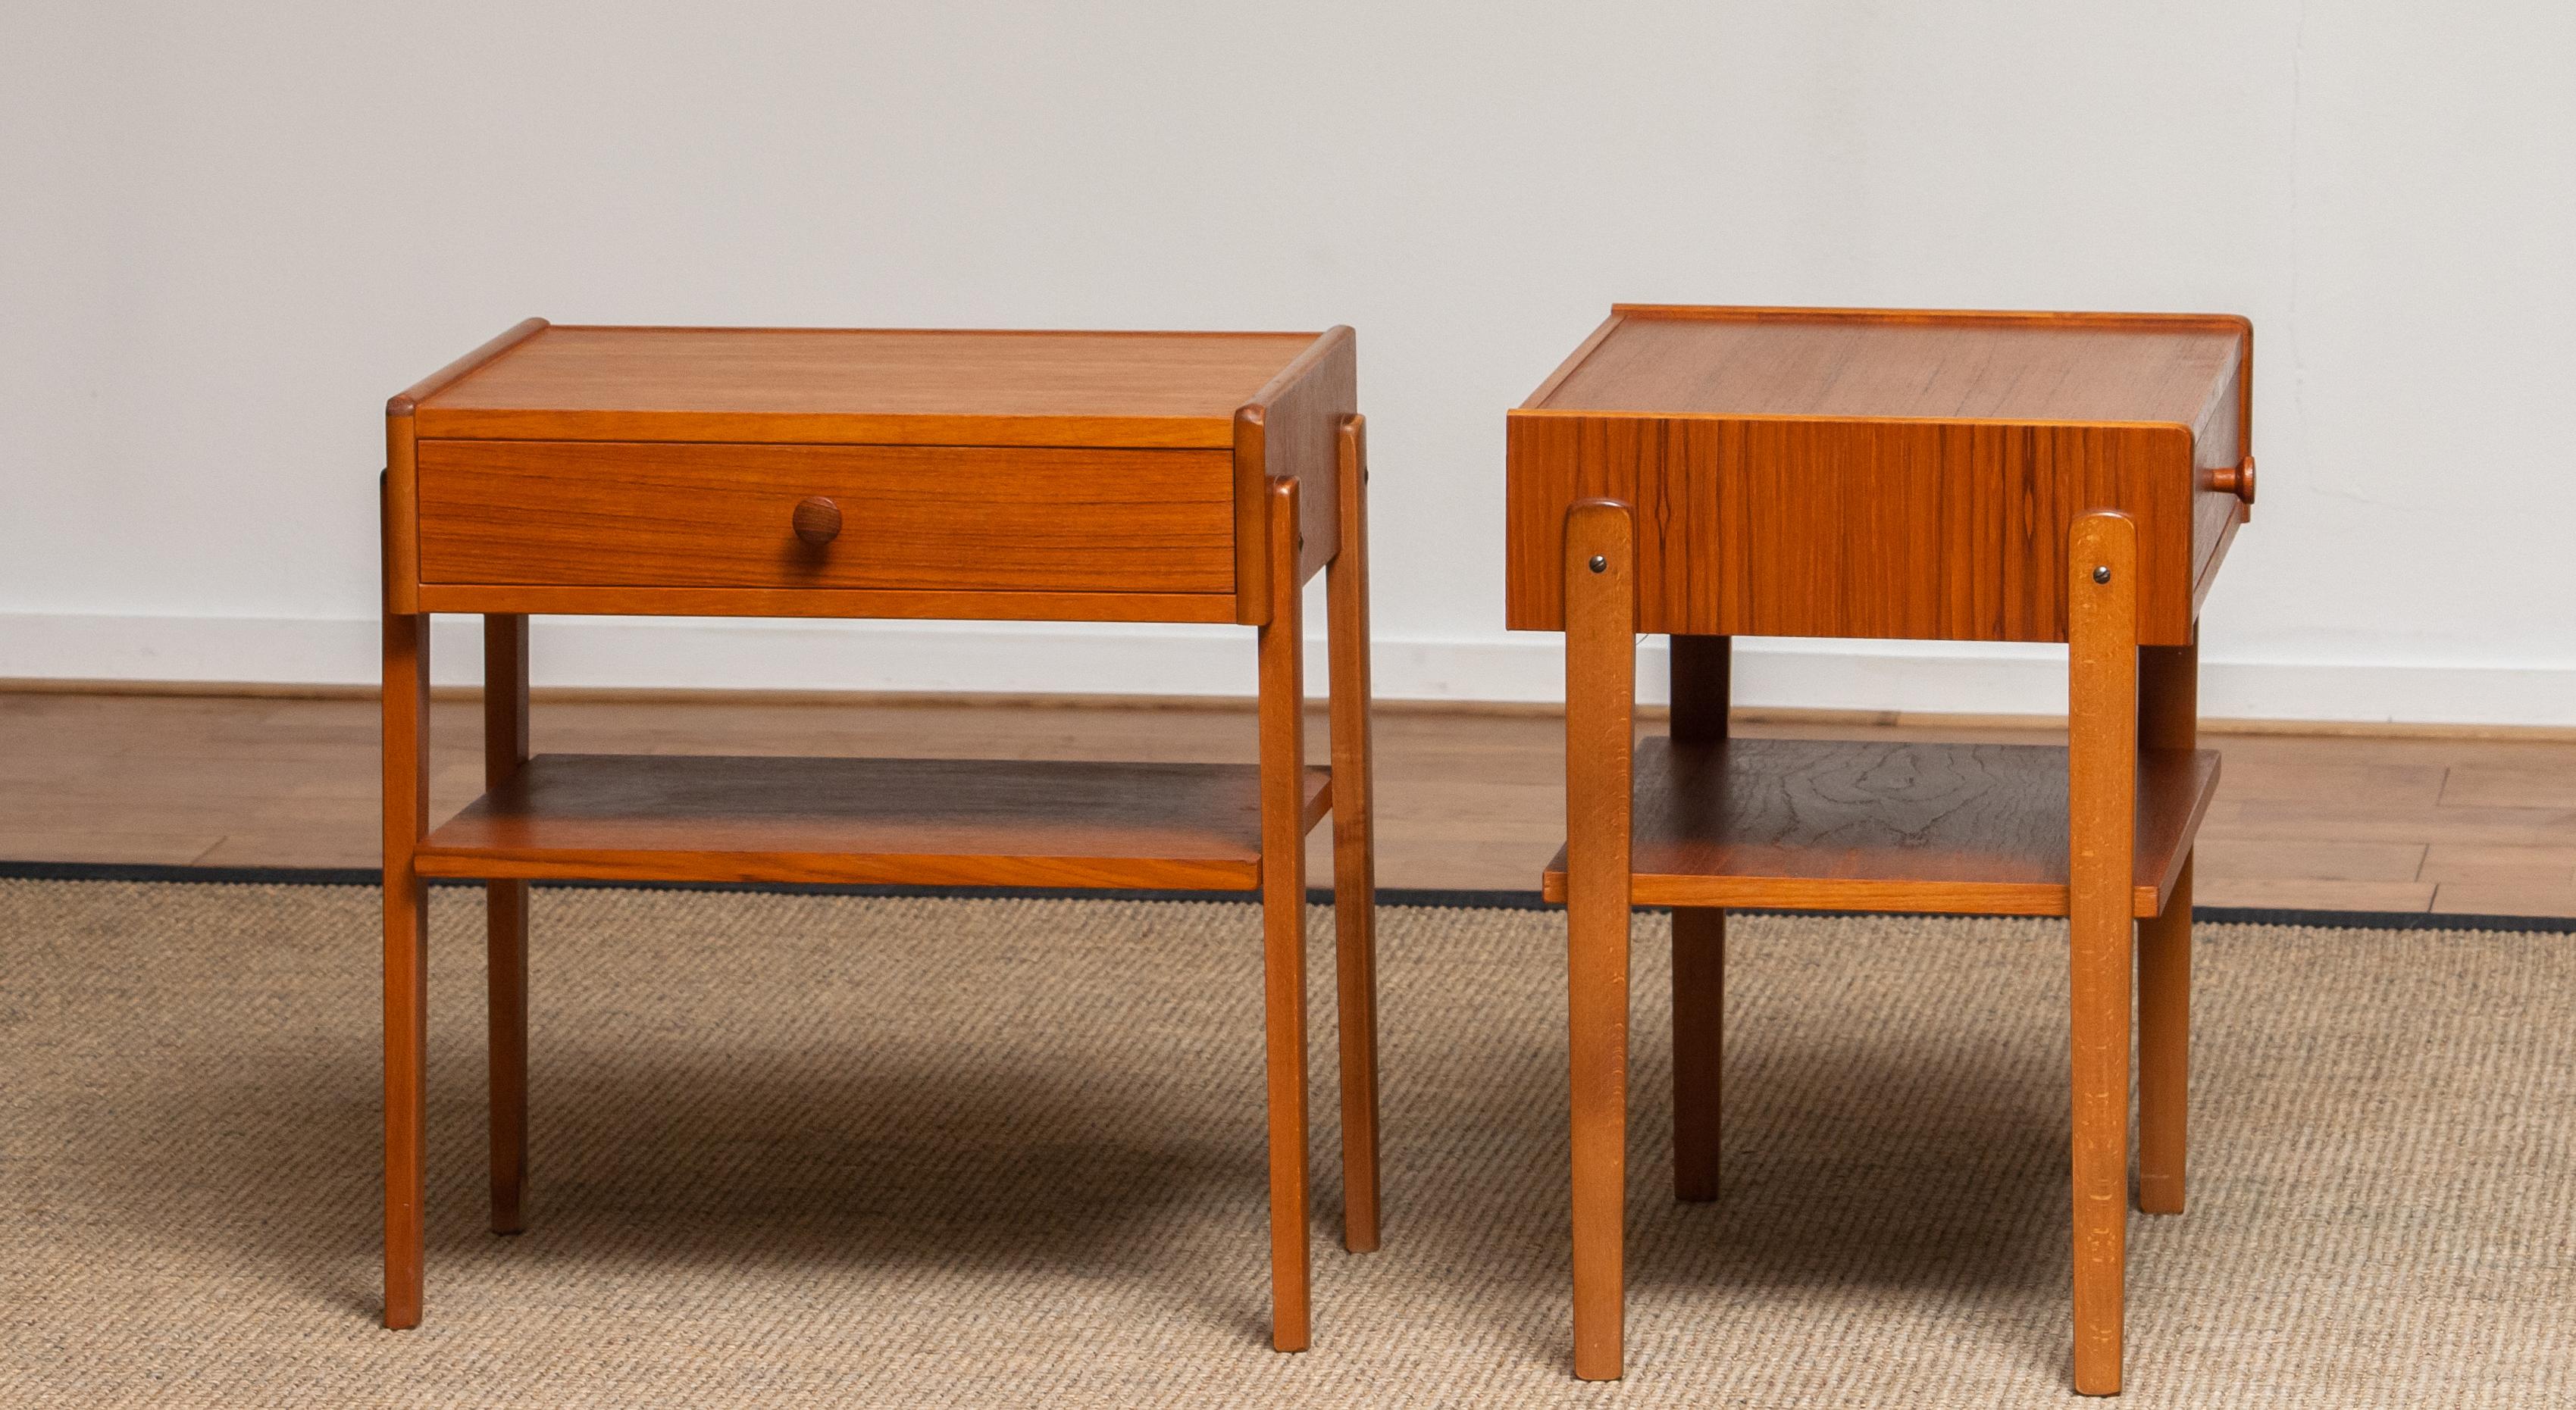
382 477 430 1329
1326 416 1382 1254
2136 858 2189 1216
2067 511 2139 1395
1668 635 1729 1203
1670 908 1724 1202
484 614 531 1235
1257 476 1313 1352
1564 501 1636 1380
2136 627 2196 1217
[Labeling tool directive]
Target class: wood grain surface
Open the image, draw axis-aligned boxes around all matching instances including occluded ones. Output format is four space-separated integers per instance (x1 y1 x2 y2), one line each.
1531 307 2243 426
387 318 552 417
2066 510 2141 1396
1667 636 1729 1205
379 481 430 1330
2136 630 2198 1219
1505 306 2253 646
1256 475 1314 1352
1538 737 2218 917
1232 327 1354 624
410 326 1321 448
1561 499 1637 1381
414 753 1331 889
415 439 1235 596
1325 418 1382 1255
407 583 1242 624
1507 414 2202 643
481 616 531 1237
386 320 550 614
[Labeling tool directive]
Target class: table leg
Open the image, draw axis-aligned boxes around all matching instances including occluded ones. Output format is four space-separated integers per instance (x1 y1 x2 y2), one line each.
381 478 430 1330
2067 510 2139 1396
1564 500 1635 1380
1667 635 1728 1204
1257 475 1313 1352
2137 627 2196 1217
484 614 531 1236
1326 416 1382 1254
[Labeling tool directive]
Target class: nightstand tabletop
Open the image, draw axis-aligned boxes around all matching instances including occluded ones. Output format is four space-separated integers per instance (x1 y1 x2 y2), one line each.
1529 305 2240 426
407 324 1329 448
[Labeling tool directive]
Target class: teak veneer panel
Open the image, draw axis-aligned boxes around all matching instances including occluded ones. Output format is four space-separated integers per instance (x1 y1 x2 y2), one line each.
1537 736 2221 916
416 753 1333 889
1536 308 2243 426
1236 327 1357 602
1506 307 2252 646
409 326 1321 449
1508 414 2197 642
416 439 1235 595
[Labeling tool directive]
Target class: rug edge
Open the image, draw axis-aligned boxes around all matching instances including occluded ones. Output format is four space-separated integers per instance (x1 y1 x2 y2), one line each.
5 859 2569 933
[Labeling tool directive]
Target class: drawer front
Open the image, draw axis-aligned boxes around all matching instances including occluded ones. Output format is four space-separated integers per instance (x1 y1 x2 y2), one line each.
416 439 1236 594
1505 414 2200 645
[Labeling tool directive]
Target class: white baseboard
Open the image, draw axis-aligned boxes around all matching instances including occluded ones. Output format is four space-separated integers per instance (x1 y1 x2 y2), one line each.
2 611 2571 727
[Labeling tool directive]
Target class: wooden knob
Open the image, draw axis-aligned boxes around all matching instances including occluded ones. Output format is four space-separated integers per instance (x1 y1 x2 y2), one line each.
2208 456 2256 505
791 496 841 546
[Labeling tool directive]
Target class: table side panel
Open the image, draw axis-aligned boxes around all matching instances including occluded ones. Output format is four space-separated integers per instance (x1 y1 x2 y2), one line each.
1506 414 2198 644
417 439 1235 595
1233 328 1355 623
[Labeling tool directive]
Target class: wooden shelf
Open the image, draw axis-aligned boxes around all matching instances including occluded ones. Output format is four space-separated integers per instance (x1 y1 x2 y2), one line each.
416 753 1332 889
1540 737 2219 917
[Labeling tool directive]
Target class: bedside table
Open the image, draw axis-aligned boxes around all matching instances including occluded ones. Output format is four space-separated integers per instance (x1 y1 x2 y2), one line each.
1507 306 2256 1393
380 322 1381 1352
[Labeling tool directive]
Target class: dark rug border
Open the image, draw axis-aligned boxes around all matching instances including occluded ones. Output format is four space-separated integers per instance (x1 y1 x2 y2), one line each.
5 859 2571 933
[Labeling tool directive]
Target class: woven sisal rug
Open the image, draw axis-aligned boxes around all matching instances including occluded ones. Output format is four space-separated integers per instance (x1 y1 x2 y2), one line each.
2 879 2568 1406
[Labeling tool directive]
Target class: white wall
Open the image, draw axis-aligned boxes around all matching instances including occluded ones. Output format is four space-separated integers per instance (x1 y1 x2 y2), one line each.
5 2 2571 723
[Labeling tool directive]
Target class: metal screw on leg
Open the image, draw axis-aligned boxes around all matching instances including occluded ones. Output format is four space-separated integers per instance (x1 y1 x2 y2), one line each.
1589 555 1608 574
2093 565 2112 583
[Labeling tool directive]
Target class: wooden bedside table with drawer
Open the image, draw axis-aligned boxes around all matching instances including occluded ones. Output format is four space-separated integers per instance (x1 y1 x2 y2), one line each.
379 321 1382 1351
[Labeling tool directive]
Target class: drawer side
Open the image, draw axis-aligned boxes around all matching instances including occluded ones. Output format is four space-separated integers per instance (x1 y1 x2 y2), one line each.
2187 341 2250 607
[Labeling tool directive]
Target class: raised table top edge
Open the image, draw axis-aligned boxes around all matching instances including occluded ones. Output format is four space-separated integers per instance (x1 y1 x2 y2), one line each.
1602 304 2251 335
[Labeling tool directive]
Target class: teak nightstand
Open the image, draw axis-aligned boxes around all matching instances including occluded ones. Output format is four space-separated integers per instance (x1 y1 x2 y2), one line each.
1507 306 2256 1394
380 322 1380 1350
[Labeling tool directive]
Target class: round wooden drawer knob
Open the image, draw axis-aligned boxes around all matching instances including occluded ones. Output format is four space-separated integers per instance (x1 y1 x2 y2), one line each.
791 496 842 546
2209 456 2256 505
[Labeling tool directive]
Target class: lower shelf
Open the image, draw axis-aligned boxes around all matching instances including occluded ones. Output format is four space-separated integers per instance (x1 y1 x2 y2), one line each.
414 753 1332 889
1541 736 2221 917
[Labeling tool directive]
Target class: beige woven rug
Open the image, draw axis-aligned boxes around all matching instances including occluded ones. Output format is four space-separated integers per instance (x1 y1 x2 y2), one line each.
2 879 2568 1407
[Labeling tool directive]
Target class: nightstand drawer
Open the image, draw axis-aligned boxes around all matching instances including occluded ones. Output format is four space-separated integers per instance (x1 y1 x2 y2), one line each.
415 439 1236 594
